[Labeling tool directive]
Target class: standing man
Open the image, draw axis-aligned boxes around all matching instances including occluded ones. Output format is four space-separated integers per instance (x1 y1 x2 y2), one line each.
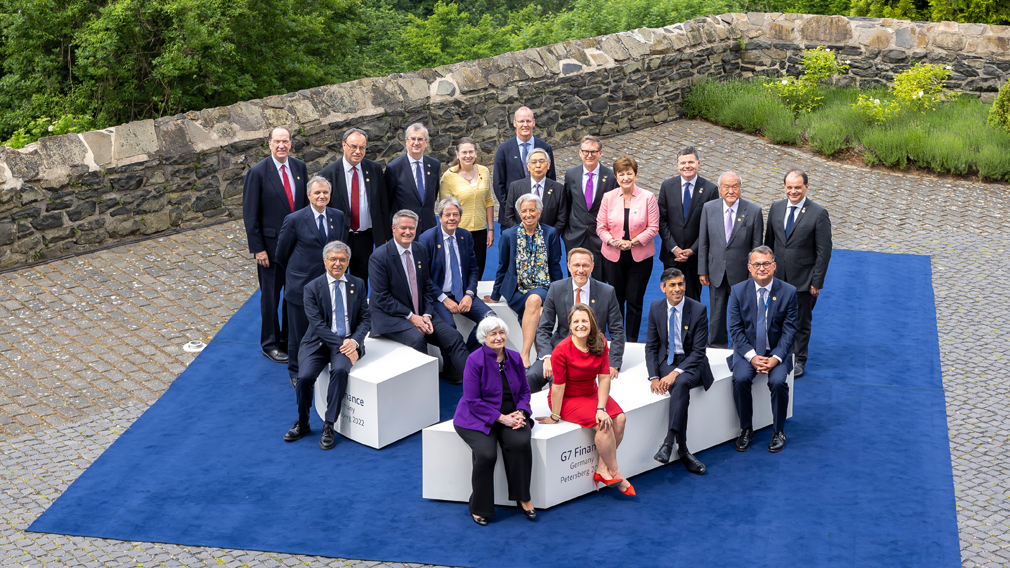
243 126 308 364
493 107 556 226
727 246 798 454
645 268 713 475
658 146 720 301
283 241 370 450
562 135 616 283
384 123 440 233
502 148 566 233
275 176 348 387
318 128 389 289
763 169 832 378
698 172 764 348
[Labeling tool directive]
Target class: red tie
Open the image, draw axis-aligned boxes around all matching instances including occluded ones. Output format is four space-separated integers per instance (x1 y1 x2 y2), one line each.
280 164 294 212
350 166 360 232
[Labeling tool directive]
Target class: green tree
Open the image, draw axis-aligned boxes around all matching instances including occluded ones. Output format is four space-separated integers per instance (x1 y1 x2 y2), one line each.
849 0 929 20
929 0 1010 24
398 1 513 69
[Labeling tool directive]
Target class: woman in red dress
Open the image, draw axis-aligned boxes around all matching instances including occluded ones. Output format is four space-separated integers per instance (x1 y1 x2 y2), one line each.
536 304 634 495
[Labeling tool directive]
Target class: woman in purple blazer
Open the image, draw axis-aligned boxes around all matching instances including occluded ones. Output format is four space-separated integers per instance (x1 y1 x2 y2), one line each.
453 315 536 525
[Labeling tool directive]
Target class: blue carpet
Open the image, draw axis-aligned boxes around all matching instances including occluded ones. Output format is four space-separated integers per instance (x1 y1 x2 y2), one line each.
29 248 959 568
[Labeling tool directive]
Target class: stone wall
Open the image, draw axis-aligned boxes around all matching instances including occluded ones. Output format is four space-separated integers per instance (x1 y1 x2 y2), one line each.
0 13 1007 267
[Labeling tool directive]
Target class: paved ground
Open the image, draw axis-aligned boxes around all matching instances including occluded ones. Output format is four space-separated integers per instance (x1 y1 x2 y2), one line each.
1 119 1007 567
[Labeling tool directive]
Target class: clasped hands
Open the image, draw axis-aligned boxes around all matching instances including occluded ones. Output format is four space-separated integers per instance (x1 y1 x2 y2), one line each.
750 355 780 374
340 338 359 365
409 313 435 334
610 238 637 251
672 246 694 263
442 294 473 314
498 410 526 430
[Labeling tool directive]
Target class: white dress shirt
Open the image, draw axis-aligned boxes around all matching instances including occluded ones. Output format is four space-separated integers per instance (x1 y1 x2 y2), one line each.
668 298 685 374
582 165 601 205
744 281 782 363
530 177 545 198
438 228 464 302
343 157 371 231
783 197 807 228
272 157 296 195
572 278 591 306
723 200 738 240
395 241 428 318
325 272 354 346
313 208 328 238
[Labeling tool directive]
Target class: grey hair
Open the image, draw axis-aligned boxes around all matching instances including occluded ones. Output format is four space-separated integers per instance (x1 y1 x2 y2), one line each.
405 123 429 140
342 128 367 143
527 147 549 163
476 315 510 345
307 175 331 194
513 106 533 121
322 240 352 260
718 171 742 186
435 196 462 216
514 193 544 215
749 245 775 262
392 209 420 226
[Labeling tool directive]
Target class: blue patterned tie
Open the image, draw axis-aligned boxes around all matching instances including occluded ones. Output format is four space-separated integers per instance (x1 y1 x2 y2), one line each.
667 307 680 365
449 235 464 300
785 205 797 239
317 213 327 245
413 160 426 203
682 181 692 220
756 288 768 357
521 143 530 177
332 280 346 338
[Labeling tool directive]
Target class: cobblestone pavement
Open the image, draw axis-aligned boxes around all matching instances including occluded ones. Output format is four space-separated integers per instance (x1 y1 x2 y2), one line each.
1 119 1007 567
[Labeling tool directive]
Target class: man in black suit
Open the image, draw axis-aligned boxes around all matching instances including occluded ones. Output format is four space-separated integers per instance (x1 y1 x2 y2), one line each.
318 128 389 289
727 246 798 453
493 106 556 226
243 126 308 364
527 247 625 392
763 169 832 378
658 146 720 301
645 268 714 475
384 123 440 233
275 176 348 387
502 148 566 233
368 209 469 384
283 241 370 450
562 135 616 283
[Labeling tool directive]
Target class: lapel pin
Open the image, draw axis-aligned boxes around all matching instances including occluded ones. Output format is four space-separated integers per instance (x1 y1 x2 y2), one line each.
297 176 301 180
514 156 519 159
699 189 703 193
591 299 596 303
801 208 806 213
437 244 441 248
684 325 689 330
772 296 777 301
350 289 354 293
366 178 370 182
737 217 742 222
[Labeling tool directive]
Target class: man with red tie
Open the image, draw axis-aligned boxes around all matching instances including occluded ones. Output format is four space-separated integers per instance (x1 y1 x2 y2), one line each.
243 126 308 363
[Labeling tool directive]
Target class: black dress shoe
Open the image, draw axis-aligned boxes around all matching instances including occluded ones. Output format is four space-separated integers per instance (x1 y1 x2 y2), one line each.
319 422 336 450
680 451 706 475
263 348 288 363
794 361 805 378
472 514 488 526
289 376 298 389
768 431 786 453
522 507 536 520
441 373 463 385
735 427 753 452
653 444 674 464
283 421 310 442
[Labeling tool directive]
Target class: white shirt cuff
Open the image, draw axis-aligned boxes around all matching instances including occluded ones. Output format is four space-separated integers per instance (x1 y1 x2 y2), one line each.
437 293 448 302
772 355 782 363
744 349 756 362
674 368 684 375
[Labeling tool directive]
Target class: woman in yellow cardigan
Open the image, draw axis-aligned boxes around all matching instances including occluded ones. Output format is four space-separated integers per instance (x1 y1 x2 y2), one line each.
440 137 495 278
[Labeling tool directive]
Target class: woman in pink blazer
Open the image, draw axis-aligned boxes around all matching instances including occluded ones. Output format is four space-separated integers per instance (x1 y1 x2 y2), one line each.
596 156 660 341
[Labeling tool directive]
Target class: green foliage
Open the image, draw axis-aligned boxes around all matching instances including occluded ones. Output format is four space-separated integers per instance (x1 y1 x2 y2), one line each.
0 114 95 149
929 0 1010 25
987 80 1010 132
765 47 848 113
852 63 953 123
852 95 900 123
849 0 929 20
684 78 801 142
399 2 513 69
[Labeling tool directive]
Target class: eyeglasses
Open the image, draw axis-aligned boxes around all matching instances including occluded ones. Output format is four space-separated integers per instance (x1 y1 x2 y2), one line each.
407 137 428 143
527 159 547 166
580 149 600 156
324 256 348 264
344 143 366 152
749 261 774 268
721 184 741 190
515 119 534 125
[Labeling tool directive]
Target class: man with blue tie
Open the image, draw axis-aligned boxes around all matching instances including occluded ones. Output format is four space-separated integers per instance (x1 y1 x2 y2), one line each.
284 241 370 450
493 107 556 226
645 268 714 475
418 197 494 351
727 246 799 453
275 176 348 387
384 123 440 233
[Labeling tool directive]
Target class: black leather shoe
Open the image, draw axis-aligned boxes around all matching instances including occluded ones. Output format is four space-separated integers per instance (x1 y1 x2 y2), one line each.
283 421 310 442
472 515 488 526
319 422 336 450
680 451 706 475
522 507 536 520
441 373 463 386
653 443 674 464
289 376 298 389
735 427 753 452
794 361 805 378
768 431 786 453
263 348 288 363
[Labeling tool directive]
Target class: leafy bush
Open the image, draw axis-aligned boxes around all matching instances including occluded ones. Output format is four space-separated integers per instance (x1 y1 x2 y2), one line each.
765 46 849 113
988 80 1010 132
684 78 800 142
1 115 95 149
852 63 953 123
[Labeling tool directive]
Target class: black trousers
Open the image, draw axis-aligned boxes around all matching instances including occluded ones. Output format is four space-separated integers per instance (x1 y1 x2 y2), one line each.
471 228 489 281
707 277 732 348
454 421 533 518
731 360 790 433
257 257 287 351
526 358 550 393
664 254 702 301
794 290 817 365
295 346 352 425
605 253 652 342
347 229 374 291
383 320 469 382
659 355 703 454
432 294 494 352
286 302 309 381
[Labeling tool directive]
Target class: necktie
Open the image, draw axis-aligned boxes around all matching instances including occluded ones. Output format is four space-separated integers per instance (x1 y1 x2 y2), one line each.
448 236 464 300
725 207 734 243
585 172 594 210
521 143 530 177
317 214 327 245
532 183 540 198
413 160 426 203
350 166 360 232
667 307 681 365
332 280 347 338
280 164 294 211
682 180 692 220
575 287 582 305
405 250 420 315
756 288 768 357
785 205 797 239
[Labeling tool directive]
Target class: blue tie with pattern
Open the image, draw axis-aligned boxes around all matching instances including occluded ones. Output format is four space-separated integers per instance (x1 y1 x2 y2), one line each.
667 307 679 366
756 288 768 357
332 280 346 338
785 205 797 239
521 143 530 177
413 160 426 202
449 235 464 300
682 181 692 220
317 214 327 245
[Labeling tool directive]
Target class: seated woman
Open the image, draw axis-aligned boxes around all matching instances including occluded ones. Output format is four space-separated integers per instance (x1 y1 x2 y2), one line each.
487 194 563 368
453 316 536 526
537 304 634 495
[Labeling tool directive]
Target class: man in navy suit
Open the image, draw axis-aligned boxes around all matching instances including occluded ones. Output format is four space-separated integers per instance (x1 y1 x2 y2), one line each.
318 128 389 289
275 176 348 387
493 107 556 226
727 246 799 453
284 241 370 450
384 123 440 233
502 148 566 233
418 197 494 351
562 135 616 283
368 209 469 384
243 126 308 364
645 268 714 475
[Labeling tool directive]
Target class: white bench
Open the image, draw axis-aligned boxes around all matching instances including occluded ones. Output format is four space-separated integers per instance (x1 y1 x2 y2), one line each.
422 346 793 508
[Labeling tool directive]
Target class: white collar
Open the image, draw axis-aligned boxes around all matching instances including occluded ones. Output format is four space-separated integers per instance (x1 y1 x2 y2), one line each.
667 297 685 311
681 175 698 185
342 157 360 172
409 155 425 165
753 280 773 294
723 199 738 213
441 227 456 241
583 165 600 177
572 278 591 292
312 206 326 219
516 135 534 147
787 197 807 211
395 241 412 255
326 272 348 285
272 156 289 169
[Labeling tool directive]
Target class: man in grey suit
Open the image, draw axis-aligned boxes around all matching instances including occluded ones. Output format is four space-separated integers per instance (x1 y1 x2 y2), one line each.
763 169 832 378
698 172 764 348
562 135 617 283
526 247 625 392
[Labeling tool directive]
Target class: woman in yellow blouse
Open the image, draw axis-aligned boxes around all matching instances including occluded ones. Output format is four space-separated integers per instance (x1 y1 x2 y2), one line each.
440 137 495 278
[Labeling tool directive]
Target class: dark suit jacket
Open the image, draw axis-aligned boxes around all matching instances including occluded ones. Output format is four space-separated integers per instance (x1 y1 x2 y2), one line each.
698 198 764 288
502 177 566 233
764 198 832 292
418 226 480 296
242 156 308 257
493 136 556 223
275 206 348 306
726 278 799 374
300 272 370 356
318 157 389 246
368 240 443 335
491 224 564 305
384 154 440 233
562 165 617 249
453 345 533 434
535 277 625 369
644 297 714 389
657 175 720 266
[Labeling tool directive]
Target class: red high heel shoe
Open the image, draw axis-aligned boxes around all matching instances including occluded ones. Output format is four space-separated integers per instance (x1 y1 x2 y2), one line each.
593 472 624 491
619 482 636 496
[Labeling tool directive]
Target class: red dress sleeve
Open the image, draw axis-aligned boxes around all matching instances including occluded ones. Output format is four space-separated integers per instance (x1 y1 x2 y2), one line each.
552 340 569 385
